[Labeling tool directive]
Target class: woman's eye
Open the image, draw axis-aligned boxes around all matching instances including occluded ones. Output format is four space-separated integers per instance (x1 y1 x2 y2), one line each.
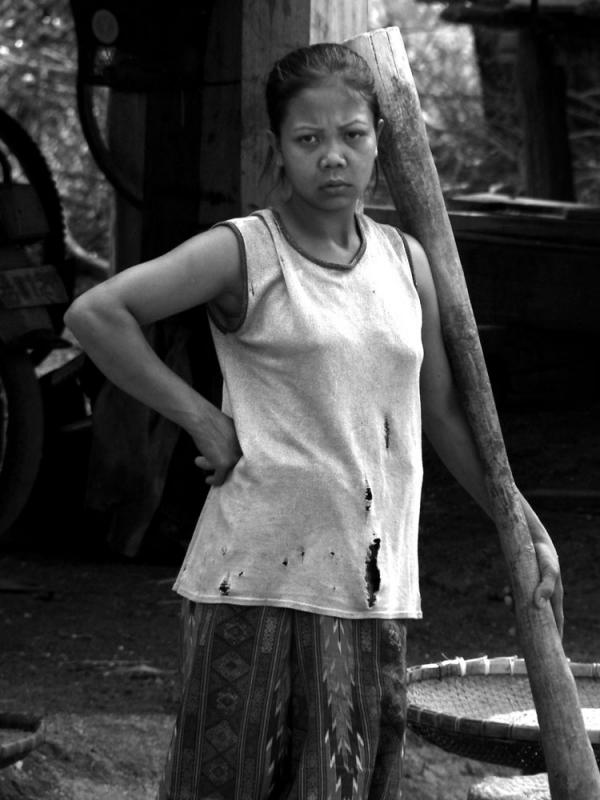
298 135 317 145
346 130 365 140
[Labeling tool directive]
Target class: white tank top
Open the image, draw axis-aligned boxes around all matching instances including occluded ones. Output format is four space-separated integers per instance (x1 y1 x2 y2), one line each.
174 208 424 619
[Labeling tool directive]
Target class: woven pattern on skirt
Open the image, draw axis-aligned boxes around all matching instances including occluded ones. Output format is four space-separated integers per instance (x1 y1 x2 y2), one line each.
158 602 407 800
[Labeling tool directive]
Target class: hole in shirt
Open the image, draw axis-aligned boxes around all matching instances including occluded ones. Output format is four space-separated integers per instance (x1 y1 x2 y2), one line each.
365 537 381 607
384 416 391 449
365 482 373 513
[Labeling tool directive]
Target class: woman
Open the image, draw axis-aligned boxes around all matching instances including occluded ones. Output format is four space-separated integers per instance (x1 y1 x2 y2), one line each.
65 42 562 800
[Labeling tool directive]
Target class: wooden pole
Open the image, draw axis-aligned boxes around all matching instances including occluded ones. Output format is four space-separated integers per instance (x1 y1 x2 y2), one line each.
345 27 600 800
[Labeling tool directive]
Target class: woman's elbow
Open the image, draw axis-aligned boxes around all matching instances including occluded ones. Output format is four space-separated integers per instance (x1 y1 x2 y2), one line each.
64 286 117 340
64 291 94 334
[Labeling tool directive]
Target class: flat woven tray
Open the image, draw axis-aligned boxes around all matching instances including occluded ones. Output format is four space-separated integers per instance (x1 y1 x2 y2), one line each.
407 656 600 772
0 712 45 769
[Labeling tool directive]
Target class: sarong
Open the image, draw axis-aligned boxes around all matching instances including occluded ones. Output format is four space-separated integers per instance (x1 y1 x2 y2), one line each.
158 603 407 800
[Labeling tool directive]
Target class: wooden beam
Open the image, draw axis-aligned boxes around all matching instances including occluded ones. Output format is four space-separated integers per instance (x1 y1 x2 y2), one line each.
197 0 242 227
240 0 368 215
346 27 600 799
516 27 574 201
106 91 145 272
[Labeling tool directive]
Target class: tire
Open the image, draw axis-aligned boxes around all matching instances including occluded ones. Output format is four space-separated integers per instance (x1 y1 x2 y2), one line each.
0 348 44 540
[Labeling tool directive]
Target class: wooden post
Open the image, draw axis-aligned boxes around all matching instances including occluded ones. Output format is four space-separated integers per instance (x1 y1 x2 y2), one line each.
240 0 368 215
346 27 600 800
516 27 574 201
197 0 242 228
87 2 237 556
106 91 145 273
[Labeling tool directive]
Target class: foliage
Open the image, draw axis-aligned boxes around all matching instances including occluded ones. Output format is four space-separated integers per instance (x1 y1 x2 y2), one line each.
371 0 521 198
371 0 600 203
0 0 110 258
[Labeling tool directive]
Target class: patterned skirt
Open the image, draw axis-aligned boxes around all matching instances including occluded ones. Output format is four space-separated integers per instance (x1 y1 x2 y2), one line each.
158 603 407 800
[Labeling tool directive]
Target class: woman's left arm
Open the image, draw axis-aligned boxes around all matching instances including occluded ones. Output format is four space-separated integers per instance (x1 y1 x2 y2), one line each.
405 234 564 635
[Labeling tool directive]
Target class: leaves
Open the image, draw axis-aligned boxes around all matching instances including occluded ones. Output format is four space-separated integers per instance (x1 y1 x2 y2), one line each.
374 0 600 202
0 0 110 259
373 0 521 197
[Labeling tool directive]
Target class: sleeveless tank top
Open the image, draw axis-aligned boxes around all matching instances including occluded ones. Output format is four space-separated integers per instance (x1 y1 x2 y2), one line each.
174 208 424 619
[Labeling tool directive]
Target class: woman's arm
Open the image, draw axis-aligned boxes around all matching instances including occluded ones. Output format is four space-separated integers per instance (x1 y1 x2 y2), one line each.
64 225 244 485
405 234 564 633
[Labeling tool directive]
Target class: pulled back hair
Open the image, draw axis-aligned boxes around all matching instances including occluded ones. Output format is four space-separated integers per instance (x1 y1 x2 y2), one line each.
265 42 381 137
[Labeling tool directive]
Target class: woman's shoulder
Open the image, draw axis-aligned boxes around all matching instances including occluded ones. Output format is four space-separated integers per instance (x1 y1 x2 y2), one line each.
214 208 274 230
211 209 280 258
360 213 408 255
359 214 426 288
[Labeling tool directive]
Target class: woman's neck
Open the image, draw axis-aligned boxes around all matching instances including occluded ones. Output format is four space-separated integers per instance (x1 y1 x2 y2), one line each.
276 197 360 252
274 202 362 264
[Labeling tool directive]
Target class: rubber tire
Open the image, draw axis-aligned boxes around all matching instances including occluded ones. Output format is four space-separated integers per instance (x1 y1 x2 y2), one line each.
0 348 44 540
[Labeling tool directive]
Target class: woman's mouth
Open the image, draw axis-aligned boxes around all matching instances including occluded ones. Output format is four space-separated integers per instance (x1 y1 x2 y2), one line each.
321 180 351 192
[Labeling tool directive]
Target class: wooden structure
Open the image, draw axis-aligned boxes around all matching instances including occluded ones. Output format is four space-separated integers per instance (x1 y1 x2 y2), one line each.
369 194 600 403
82 0 368 555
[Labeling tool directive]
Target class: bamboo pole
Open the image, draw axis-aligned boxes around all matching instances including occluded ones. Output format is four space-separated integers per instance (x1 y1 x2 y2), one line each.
345 27 600 799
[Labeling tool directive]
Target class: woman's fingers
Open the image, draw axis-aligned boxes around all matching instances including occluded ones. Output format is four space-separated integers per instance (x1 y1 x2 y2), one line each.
194 456 211 471
533 572 565 638
533 541 564 638
206 467 228 487
194 456 232 486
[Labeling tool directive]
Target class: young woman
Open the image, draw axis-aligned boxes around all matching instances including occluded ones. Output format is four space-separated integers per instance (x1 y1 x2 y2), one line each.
65 43 562 800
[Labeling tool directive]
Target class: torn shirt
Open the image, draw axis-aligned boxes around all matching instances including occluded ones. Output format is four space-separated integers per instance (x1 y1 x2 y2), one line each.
174 209 424 619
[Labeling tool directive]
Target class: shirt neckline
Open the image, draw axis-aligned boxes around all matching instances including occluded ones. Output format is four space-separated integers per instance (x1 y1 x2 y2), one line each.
268 208 366 271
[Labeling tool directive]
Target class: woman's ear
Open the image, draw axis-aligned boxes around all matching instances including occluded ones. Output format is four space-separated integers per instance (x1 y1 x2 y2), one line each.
266 130 283 167
376 118 384 143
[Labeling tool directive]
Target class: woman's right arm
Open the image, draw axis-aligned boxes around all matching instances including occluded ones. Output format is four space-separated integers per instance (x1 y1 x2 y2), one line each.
64 225 244 485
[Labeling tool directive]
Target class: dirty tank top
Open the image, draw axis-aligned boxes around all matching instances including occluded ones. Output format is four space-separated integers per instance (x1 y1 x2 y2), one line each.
174 208 424 619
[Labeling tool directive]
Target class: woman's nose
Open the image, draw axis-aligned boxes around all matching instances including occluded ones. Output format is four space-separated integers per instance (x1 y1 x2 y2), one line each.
319 149 346 169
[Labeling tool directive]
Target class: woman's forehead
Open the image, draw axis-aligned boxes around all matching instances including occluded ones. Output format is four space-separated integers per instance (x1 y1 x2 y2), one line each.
283 78 372 127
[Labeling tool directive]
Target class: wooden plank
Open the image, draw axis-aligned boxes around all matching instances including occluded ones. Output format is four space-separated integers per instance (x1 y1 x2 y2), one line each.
348 27 600 799
309 1 369 42
197 0 242 227
106 91 145 272
516 28 574 201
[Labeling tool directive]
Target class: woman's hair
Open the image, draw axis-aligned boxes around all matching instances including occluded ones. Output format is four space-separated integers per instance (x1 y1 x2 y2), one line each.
265 42 381 137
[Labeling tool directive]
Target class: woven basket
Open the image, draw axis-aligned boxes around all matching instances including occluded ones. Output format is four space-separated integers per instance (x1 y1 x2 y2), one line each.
0 712 45 769
407 656 600 772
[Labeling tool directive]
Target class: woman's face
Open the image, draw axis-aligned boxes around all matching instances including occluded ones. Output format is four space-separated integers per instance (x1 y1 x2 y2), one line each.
271 77 381 214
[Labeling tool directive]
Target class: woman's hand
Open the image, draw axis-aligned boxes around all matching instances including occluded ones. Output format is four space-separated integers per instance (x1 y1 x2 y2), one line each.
530 524 564 638
503 521 564 639
192 409 242 487
520 493 564 637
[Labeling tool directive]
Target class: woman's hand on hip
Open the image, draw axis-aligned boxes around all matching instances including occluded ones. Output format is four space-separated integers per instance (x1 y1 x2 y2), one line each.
192 410 242 487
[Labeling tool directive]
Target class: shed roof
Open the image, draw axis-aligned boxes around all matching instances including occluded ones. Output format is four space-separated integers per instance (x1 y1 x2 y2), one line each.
429 0 600 29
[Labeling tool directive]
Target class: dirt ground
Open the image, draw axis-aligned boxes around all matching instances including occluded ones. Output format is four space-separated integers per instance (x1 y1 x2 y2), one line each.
1 388 599 799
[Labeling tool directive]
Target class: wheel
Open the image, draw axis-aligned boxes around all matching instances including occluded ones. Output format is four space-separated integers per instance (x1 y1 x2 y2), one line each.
0 347 44 540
